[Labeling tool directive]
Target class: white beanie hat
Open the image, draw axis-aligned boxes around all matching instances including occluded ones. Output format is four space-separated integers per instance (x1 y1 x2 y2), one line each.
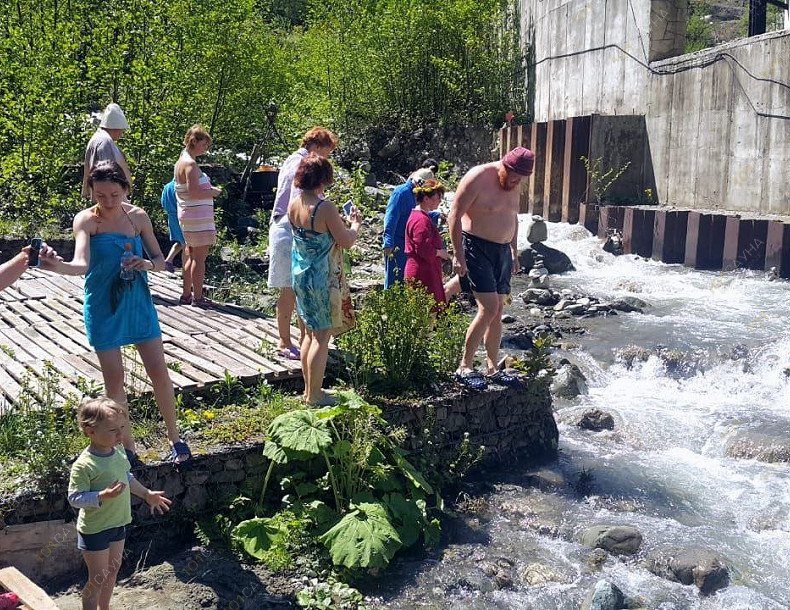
100 103 130 130
410 168 434 182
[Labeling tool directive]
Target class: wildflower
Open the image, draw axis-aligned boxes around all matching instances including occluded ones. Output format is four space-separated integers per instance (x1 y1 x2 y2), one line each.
203 410 216 421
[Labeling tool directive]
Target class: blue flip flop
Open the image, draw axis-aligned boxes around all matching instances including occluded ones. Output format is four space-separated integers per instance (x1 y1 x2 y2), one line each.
487 370 523 388
170 441 192 464
454 370 488 391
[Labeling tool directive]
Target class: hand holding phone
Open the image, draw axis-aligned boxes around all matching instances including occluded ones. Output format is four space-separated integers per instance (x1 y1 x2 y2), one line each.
28 238 43 267
343 200 356 217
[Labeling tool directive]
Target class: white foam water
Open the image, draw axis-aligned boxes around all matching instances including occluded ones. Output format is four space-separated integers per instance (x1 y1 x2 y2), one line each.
383 220 790 609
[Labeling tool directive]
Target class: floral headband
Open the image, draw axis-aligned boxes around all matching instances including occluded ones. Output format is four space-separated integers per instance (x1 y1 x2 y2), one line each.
412 179 445 195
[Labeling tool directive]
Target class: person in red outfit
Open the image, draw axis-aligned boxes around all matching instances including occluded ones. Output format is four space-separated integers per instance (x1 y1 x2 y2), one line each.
404 179 451 305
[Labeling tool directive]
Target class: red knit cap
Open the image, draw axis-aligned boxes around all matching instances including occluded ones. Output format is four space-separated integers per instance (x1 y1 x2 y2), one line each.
502 147 535 176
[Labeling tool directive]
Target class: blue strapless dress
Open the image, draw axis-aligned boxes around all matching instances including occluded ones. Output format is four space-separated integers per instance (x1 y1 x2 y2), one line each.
83 233 161 351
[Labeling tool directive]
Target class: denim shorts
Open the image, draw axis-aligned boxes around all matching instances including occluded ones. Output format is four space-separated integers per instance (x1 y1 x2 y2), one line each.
77 525 126 551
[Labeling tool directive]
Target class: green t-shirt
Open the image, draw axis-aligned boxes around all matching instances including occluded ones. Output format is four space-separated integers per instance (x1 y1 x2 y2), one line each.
68 446 132 534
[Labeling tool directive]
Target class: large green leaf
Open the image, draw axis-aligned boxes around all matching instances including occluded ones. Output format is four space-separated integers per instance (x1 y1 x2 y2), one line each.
262 440 313 464
319 502 402 568
231 517 285 561
267 410 332 455
383 493 422 547
391 449 434 495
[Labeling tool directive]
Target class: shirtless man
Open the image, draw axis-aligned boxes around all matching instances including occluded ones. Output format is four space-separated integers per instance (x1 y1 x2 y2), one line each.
448 147 535 380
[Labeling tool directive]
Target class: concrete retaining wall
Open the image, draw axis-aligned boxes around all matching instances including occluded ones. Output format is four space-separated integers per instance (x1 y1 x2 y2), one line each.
0 381 557 586
519 0 790 213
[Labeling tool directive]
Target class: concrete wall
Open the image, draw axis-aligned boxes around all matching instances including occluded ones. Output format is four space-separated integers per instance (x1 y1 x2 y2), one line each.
520 0 790 214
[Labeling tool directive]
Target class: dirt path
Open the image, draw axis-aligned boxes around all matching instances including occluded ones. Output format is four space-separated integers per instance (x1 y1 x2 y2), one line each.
52 545 296 610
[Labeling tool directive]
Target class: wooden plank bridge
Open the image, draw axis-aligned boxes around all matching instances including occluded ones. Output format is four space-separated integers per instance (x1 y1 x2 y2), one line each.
0 269 302 406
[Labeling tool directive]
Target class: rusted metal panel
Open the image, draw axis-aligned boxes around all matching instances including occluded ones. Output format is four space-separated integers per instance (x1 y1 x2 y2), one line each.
562 116 591 224
598 205 625 239
579 202 599 234
685 212 725 270
735 219 768 270
530 123 548 217
517 125 530 214
545 120 566 222
765 221 788 277
624 208 655 257
722 215 741 271
653 210 689 264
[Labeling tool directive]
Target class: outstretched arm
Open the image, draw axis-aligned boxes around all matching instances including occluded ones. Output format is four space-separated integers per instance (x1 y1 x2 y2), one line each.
0 249 30 291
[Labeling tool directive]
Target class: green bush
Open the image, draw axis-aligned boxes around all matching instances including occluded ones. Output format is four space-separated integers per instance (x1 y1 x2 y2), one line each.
337 282 466 395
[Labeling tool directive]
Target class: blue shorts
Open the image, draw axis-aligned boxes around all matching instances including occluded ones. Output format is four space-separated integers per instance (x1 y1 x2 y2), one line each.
77 525 126 551
461 231 513 294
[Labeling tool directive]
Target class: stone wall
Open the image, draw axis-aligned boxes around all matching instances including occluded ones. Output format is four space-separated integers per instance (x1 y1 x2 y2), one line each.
0 381 557 585
518 0 790 214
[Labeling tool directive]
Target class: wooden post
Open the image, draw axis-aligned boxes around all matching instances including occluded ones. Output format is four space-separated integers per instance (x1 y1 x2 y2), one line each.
722 215 741 271
530 123 548 217
544 119 566 222
765 220 789 278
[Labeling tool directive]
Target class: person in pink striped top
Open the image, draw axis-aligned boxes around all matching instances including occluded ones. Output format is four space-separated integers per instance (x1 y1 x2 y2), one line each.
174 125 222 307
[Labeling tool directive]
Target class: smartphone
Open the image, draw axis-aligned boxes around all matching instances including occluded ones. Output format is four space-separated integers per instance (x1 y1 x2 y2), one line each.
343 200 355 217
28 237 42 267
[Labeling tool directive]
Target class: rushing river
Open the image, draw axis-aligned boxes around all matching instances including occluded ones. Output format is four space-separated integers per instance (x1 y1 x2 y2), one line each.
379 220 790 610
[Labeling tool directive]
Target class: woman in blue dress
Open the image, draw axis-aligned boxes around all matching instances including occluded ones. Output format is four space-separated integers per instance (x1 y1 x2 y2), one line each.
40 161 190 463
288 154 362 405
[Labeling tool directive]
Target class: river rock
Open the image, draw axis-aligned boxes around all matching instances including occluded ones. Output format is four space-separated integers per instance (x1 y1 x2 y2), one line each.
581 580 626 610
501 314 517 324
520 562 572 586
577 409 615 431
614 345 651 368
521 288 556 306
502 327 534 350
551 363 588 399
565 303 587 315
610 297 648 313
580 525 643 555
532 242 575 274
644 548 729 595
525 215 548 243
725 421 790 463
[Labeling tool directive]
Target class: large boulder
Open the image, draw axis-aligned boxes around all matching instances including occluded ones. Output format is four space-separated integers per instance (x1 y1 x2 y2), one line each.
532 242 575 274
645 548 729 596
576 409 615 431
610 296 648 313
551 363 588 399
525 215 548 243
581 580 627 610
580 525 643 556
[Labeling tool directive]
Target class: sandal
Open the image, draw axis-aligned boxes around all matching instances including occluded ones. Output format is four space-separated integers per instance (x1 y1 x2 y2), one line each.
170 441 192 464
191 296 215 308
277 346 301 360
178 294 192 305
486 369 523 388
125 448 145 470
454 370 488 391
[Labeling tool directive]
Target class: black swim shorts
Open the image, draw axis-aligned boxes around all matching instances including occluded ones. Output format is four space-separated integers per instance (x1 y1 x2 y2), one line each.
460 231 513 294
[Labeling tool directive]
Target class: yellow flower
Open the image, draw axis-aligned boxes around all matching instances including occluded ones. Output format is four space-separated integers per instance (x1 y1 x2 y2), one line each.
203 410 216 421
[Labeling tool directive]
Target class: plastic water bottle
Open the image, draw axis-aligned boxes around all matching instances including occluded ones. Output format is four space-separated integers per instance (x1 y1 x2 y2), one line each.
120 243 135 281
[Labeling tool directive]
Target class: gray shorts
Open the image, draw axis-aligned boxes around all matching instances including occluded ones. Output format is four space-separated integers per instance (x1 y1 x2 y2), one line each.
78 525 126 551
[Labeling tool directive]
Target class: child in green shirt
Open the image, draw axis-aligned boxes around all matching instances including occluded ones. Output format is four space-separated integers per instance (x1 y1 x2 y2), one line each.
68 397 171 610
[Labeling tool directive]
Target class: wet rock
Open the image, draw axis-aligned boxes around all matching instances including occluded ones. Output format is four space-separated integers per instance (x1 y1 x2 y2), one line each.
520 288 556 306
586 548 609 571
502 327 534 350
725 422 790 463
644 548 729 595
658 349 702 378
520 562 571 585
551 363 588 399
610 297 648 313
499 490 568 537
525 215 548 243
602 232 624 256
580 525 643 555
581 580 626 610
577 409 615 431
615 345 651 368
377 137 401 159
501 314 517 324
532 242 575 274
